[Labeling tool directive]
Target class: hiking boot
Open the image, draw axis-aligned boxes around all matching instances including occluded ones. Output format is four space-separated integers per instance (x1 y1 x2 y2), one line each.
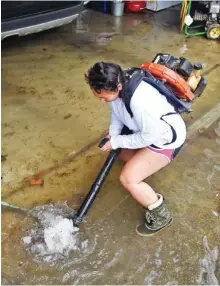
136 194 173 236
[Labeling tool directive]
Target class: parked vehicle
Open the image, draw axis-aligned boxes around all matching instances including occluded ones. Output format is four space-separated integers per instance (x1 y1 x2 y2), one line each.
1 1 88 40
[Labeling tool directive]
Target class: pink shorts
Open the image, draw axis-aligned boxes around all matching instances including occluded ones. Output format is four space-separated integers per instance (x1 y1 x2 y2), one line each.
146 145 183 163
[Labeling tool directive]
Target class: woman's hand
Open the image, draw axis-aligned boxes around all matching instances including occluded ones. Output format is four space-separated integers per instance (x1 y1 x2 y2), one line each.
99 135 112 152
100 140 112 152
105 134 111 139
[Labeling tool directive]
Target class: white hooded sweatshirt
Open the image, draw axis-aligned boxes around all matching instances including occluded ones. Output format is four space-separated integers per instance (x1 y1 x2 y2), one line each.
109 81 186 150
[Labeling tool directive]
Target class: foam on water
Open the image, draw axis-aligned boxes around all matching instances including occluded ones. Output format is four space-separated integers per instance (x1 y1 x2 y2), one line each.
44 217 79 254
21 203 92 264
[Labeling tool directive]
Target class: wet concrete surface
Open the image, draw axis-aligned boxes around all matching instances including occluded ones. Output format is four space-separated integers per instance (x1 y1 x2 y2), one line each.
1 6 220 285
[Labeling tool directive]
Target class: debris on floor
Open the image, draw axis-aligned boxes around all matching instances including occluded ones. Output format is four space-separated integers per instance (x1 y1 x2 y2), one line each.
28 177 44 186
1 154 7 162
64 113 72 120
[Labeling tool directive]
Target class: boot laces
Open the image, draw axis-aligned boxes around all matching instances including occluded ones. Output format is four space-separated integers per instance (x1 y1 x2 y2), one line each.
146 211 157 225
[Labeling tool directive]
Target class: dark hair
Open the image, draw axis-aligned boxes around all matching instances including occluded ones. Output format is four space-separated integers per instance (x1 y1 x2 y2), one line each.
85 62 125 94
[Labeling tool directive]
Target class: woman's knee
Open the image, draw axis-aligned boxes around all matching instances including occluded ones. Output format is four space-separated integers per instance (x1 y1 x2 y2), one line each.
120 170 137 187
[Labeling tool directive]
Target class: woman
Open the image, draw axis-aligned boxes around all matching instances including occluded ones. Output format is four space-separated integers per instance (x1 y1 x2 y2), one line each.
85 62 186 236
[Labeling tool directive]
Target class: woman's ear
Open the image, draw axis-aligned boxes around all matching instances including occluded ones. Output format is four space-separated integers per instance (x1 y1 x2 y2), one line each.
117 83 122 91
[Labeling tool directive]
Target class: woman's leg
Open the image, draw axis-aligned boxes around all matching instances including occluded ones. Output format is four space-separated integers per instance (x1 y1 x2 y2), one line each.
119 148 169 208
119 147 174 236
118 148 138 162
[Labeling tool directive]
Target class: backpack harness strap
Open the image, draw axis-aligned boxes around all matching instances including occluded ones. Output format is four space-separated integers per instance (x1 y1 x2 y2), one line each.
160 112 177 145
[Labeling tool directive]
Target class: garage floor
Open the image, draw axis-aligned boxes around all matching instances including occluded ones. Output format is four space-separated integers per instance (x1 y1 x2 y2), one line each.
1 6 220 285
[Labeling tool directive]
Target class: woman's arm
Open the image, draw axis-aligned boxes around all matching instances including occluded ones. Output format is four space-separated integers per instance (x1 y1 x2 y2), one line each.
109 109 124 136
110 107 161 149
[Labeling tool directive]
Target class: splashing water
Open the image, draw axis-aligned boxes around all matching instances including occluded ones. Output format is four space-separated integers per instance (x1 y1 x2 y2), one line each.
21 203 90 264
197 236 219 285
44 217 79 254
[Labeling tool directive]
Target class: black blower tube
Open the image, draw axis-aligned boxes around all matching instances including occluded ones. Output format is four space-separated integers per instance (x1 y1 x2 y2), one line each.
72 148 121 226
71 126 131 227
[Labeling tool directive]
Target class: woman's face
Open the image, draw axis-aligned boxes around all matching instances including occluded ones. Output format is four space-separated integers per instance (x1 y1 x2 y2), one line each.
92 84 122 103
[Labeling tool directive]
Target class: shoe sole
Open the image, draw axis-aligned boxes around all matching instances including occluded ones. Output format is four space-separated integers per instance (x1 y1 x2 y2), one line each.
136 218 173 237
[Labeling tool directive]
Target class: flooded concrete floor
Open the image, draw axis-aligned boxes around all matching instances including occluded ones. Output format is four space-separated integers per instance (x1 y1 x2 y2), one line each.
1 6 220 285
